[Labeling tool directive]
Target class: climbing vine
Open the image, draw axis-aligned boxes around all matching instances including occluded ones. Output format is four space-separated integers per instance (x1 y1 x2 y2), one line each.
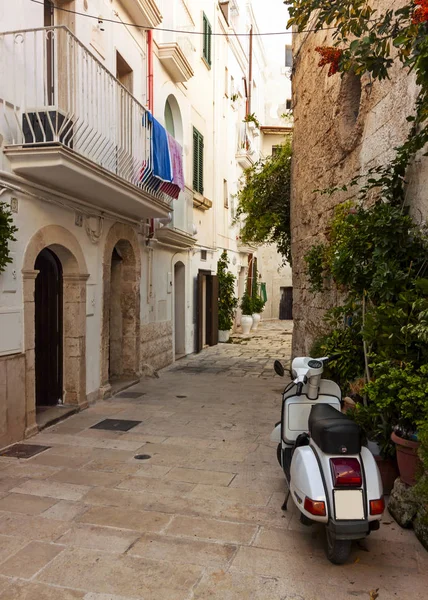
0 202 17 273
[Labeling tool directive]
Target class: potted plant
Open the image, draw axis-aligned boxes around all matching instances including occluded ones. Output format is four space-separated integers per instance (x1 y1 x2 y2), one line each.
217 250 238 343
364 361 428 486
251 294 265 331
243 112 261 131
240 291 253 335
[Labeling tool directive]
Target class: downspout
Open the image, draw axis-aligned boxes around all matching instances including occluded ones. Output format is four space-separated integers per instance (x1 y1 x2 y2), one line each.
147 28 155 238
247 25 253 116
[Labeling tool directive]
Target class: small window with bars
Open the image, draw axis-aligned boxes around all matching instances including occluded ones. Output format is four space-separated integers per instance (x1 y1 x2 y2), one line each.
286 99 293 111
193 127 204 195
202 13 212 67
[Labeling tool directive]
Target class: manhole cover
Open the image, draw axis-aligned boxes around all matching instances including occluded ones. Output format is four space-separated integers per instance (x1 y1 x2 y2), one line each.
176 395 187 398
134 454 151 460
91 419 142 432
0 444 51 459
115 392 146 399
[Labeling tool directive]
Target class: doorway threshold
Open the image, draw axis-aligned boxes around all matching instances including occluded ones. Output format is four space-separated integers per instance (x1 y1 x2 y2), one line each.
110 377 140 398
36 405 79 431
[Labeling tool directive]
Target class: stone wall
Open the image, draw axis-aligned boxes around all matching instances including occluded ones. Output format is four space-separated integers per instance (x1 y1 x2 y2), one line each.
0 353 26 448
140 321 173 373
291 0 428 356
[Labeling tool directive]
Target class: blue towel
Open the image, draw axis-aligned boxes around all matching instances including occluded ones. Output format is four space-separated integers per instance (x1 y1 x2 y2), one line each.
147 112 172 183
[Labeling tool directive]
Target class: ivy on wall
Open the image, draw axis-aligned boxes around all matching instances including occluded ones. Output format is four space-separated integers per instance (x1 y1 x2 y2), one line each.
0 202 17 273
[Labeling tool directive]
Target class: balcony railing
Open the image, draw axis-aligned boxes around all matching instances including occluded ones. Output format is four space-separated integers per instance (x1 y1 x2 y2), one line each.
157 0 195 69
236 123 257 168
0 26 167 204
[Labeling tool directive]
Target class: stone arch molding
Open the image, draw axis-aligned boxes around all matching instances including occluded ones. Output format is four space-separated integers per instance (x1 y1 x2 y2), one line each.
100 222 141 396
22 225 89 438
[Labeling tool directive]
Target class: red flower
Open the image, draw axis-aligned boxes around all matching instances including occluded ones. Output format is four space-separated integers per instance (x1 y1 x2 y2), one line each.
315 46 343 77
413 0 428 23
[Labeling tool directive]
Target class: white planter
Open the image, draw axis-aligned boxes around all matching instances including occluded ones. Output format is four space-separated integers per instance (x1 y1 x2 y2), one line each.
241 315 253 335
251 313 261 331
218 330 230 343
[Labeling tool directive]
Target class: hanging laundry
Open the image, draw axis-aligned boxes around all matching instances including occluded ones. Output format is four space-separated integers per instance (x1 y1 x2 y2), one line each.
160 132 185 200
148 112 173 183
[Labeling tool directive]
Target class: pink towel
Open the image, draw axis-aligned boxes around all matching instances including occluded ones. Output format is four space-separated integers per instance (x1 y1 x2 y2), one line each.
169 133 185 190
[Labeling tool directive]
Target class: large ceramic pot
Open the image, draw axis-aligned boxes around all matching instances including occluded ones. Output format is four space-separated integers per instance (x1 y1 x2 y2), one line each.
391 431 421 486
218 330 230 343
251 313 261 331
241 315 253 335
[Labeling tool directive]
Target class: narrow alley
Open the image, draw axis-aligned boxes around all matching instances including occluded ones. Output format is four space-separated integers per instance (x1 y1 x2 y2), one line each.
0 322 425 600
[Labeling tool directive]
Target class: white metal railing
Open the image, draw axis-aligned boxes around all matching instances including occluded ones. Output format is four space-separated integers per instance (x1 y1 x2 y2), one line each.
0 26 166 200
169 187 193 233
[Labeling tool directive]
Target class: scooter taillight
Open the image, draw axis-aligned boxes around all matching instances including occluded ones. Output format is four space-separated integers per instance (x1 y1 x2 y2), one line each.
330 457 362 487
304 496 326 517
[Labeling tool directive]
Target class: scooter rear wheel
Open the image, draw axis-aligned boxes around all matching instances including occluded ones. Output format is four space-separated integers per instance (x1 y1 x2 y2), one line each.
325 527 351 565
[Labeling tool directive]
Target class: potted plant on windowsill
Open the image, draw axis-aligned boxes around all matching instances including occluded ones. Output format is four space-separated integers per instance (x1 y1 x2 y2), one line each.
240 291 254 335
251 295 266 331
217 250 238 343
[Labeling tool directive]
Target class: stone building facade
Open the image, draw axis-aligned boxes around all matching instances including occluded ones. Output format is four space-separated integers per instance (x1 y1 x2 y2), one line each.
290 0 428 356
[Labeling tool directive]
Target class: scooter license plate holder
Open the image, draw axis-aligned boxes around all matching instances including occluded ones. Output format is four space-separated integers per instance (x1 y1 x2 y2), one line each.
333 489 365 520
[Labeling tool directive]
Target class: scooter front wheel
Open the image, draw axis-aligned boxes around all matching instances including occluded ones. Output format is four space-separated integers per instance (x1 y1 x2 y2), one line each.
325 527 351 565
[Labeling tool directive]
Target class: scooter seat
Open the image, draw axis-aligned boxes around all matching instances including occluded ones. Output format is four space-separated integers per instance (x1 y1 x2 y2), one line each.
308 403 362 455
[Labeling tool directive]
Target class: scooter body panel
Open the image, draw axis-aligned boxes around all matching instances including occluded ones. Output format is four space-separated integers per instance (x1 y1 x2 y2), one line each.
289 445 328 523
282 391 341 444
361 446 383 522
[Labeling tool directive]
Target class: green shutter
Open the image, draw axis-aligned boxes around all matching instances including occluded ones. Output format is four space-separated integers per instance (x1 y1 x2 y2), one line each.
193 128 204 195
202 13 212 66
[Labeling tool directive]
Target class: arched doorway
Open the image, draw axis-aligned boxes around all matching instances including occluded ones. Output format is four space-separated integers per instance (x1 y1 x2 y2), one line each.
164 94 183 145
108 240 138 381
101 223 141 396
34 248 63 407
22 225 89 437
174 261 186 357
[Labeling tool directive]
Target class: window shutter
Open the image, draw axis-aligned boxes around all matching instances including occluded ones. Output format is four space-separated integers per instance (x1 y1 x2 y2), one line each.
193 128 204 194
202 13 212 66
207 21 212 65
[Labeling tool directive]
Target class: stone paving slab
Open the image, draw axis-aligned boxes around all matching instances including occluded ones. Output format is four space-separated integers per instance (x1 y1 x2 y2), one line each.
0 320 425 598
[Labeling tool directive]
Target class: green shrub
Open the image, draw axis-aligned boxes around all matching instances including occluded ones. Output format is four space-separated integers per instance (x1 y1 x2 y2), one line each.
217 251 238 331
240 291 253 315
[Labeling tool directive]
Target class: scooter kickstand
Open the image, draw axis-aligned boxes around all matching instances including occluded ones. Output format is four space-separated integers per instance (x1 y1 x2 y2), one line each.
281 489 290 511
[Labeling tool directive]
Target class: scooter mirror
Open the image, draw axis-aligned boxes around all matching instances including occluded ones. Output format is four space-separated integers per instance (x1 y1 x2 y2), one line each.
274 360 285 377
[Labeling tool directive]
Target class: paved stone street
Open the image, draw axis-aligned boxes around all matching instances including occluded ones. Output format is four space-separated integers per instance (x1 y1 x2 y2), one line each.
0 321 425 599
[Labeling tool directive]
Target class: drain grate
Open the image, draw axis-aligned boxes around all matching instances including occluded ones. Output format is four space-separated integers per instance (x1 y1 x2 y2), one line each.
0 444 51 459
116 392 146 399
90 419 142 432
134 454 151 460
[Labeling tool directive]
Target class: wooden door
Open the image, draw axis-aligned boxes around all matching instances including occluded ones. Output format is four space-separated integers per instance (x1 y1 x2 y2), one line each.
196 271 204 353
279 287 293 320
35 248 63 406
206 274 219 346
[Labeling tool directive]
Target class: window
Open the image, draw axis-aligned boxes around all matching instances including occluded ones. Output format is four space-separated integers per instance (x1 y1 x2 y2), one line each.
116 51 133 94
285 45 293 68
193 127 204 194
201 250 207 261
272 145 280 157
286 99 292 111
223 179 228 208
202 13 212 66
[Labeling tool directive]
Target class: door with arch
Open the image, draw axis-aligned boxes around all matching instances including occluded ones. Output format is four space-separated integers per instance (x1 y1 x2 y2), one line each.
34 248 63 407
174 261 186 357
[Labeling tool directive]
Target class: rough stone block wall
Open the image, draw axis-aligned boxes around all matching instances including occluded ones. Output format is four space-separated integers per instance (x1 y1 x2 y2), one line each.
291 0 427 356
0 354 26 447
140 321 173 372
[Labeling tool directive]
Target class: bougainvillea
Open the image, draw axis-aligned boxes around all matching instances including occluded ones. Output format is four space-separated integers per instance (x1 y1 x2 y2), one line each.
413 0 428 24
315 46 343 77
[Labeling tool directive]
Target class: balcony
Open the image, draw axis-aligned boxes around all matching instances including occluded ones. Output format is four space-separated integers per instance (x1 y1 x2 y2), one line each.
0 27 174 220
119 0 162 29
236 123 256 169
156 188 196 248
157 0 194 83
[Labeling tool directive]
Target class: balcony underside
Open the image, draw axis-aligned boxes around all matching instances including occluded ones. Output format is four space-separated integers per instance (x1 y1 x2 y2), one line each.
4 145 171 220
236 152 254 170
155 225 196 248
158 43 194 82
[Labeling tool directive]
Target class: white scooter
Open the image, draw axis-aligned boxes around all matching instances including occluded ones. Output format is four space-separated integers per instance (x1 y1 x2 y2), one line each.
271 356 385 564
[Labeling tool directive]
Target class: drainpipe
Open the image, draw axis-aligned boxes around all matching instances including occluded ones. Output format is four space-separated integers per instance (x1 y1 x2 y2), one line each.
147 28 155 236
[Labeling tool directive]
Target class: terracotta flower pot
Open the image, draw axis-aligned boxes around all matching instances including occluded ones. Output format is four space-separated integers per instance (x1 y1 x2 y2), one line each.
391 431 421 486
374 455 399 495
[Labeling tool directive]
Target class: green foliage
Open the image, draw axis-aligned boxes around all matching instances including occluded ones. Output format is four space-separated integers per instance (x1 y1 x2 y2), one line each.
252 295 266 314
364 362 428 434
0 202 17 273
347 403 396 459
304 243 327 293
217 250 238 331
243 113 261 129
412 421 428 522
240 291 254 315
236 140 292 263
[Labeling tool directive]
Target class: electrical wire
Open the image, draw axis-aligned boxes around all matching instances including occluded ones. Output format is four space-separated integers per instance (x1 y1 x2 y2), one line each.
29 0 340 36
